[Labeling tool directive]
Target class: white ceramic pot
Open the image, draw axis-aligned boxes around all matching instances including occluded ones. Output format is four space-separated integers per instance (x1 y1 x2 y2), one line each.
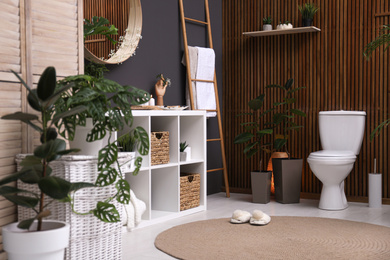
69 118 104 156
180 152 187 161
3 220 70 260
262 24 272 31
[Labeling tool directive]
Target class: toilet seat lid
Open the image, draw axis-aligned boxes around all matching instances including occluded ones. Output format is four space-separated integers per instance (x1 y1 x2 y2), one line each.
309 150 356 159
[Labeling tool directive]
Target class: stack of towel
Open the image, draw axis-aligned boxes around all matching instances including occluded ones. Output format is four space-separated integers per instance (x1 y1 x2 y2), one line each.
184 46 217 117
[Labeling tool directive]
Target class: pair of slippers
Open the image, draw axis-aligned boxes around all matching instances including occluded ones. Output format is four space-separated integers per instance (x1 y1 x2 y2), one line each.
230 209 271 225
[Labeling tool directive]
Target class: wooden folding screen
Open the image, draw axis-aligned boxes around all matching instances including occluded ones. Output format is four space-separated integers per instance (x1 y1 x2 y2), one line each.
223 0 390 203
0 0 83 257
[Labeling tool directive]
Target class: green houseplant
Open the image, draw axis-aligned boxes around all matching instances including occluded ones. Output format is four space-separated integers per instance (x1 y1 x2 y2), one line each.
234 93 273 203
262 16 272 31
54 73 150 175
180 141 189 161
363 24 390 140
0 67 93 259
266 79 306 203
298 2 319 27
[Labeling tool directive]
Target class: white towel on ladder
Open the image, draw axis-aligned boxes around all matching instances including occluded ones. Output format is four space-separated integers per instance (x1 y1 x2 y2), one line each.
195 47 217 117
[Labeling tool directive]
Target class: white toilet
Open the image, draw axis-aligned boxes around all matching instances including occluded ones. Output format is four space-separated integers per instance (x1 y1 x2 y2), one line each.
307 111 366 210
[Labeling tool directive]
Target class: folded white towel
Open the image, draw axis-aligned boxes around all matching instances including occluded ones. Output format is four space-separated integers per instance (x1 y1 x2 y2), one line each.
184 46 198 109
122 189 146 231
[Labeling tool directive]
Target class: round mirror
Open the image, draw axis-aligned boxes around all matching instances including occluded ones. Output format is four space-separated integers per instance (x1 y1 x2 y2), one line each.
84 0 142 64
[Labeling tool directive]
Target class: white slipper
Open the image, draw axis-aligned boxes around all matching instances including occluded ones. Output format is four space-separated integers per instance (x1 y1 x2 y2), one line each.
230 210 252 224
249 210 271 226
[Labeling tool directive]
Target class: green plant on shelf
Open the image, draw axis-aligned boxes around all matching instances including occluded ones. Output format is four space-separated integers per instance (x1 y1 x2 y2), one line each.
263 16 272 25
180 141 189 153
298 2 319 20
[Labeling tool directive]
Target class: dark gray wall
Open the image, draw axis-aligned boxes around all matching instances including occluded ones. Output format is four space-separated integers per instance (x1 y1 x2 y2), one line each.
104 0 223 194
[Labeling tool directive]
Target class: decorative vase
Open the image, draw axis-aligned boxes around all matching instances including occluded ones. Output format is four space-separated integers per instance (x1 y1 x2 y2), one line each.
180 152 187 161
262 24 272 31
302 18 313 27
272 158 303 204
267 152 289 193
69 118 104 156
3 220 70 260
184 146 191 160
251 171 272 204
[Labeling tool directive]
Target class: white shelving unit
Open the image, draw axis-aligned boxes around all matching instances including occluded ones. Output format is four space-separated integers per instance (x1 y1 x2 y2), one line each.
118 110 207 228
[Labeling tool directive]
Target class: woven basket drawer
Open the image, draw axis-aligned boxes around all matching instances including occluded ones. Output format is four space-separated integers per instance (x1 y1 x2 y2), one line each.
151 131 169 165
180 173 200 211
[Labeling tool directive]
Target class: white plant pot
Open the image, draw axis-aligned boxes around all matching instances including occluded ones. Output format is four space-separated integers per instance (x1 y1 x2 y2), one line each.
263 24 272 31
184 146 192 160
121 151 136 172
69 118 104 156
180 152 187 161
3 220 70 260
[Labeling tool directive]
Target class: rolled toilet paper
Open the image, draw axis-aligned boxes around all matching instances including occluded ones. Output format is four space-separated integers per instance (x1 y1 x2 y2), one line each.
368 173 382 208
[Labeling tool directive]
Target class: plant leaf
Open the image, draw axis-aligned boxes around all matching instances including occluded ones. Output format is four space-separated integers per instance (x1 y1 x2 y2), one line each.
37 66 56 101
95 167 118 187
132 157 142 175
70 182 95 191
93 202 120 223
116 179 130 204
18 218 36 230
3 194 39 208
134 127 149 155
98 143 118 170
234 132 254 144
248 94 265 110
284 78 294 90
290 108 307 117
38 176 71 200
274 138 287 150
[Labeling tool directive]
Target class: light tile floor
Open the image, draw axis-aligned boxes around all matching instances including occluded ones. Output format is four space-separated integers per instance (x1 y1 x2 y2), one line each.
122 192 390 259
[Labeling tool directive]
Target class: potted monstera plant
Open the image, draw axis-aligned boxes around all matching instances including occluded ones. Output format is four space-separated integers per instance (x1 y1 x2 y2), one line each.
0 67 91 259
234 93 274 204
265 79 306 204
0 67 149 259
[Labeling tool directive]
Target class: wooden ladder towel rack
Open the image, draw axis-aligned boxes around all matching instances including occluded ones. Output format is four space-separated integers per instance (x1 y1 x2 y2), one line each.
179 0 230 197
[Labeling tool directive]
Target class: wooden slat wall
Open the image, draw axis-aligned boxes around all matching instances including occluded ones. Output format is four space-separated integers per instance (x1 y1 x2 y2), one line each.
223 0 390 201
84 0 130 60
0 0 83 257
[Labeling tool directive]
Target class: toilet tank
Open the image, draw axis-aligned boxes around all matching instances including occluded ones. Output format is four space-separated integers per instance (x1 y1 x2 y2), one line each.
319 111 366 155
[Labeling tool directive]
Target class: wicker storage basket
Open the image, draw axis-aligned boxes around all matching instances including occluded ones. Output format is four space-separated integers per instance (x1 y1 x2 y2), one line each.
180 173 201 211
16 153 132 260
151 131 169 165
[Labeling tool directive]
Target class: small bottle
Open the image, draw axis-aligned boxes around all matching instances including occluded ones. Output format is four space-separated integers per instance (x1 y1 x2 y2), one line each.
149 95 155 106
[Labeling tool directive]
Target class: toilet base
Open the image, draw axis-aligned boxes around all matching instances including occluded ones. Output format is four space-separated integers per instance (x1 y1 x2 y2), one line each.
318 181 348 210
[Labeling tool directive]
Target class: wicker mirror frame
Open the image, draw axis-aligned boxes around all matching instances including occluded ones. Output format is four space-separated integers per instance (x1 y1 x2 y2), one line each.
84 0 142 64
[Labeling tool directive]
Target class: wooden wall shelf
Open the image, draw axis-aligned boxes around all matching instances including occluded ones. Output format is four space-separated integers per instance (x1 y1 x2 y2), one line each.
243 26 321 37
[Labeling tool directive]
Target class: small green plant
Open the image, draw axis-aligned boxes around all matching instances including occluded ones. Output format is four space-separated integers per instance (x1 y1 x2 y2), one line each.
298 3 319 20
118 132 138 152
84 16 118 44
284 21 291 25
265 79 307 159
180 141 189 152
263 16 272 25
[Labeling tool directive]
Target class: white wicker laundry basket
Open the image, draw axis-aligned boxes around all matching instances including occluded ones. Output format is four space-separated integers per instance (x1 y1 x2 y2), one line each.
16 153 134 260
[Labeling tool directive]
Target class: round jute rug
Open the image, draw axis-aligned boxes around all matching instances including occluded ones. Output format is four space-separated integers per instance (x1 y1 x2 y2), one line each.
155 216 390 260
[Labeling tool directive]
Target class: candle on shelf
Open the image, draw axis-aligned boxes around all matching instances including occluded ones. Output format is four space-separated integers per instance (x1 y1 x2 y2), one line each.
149 95 155 106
